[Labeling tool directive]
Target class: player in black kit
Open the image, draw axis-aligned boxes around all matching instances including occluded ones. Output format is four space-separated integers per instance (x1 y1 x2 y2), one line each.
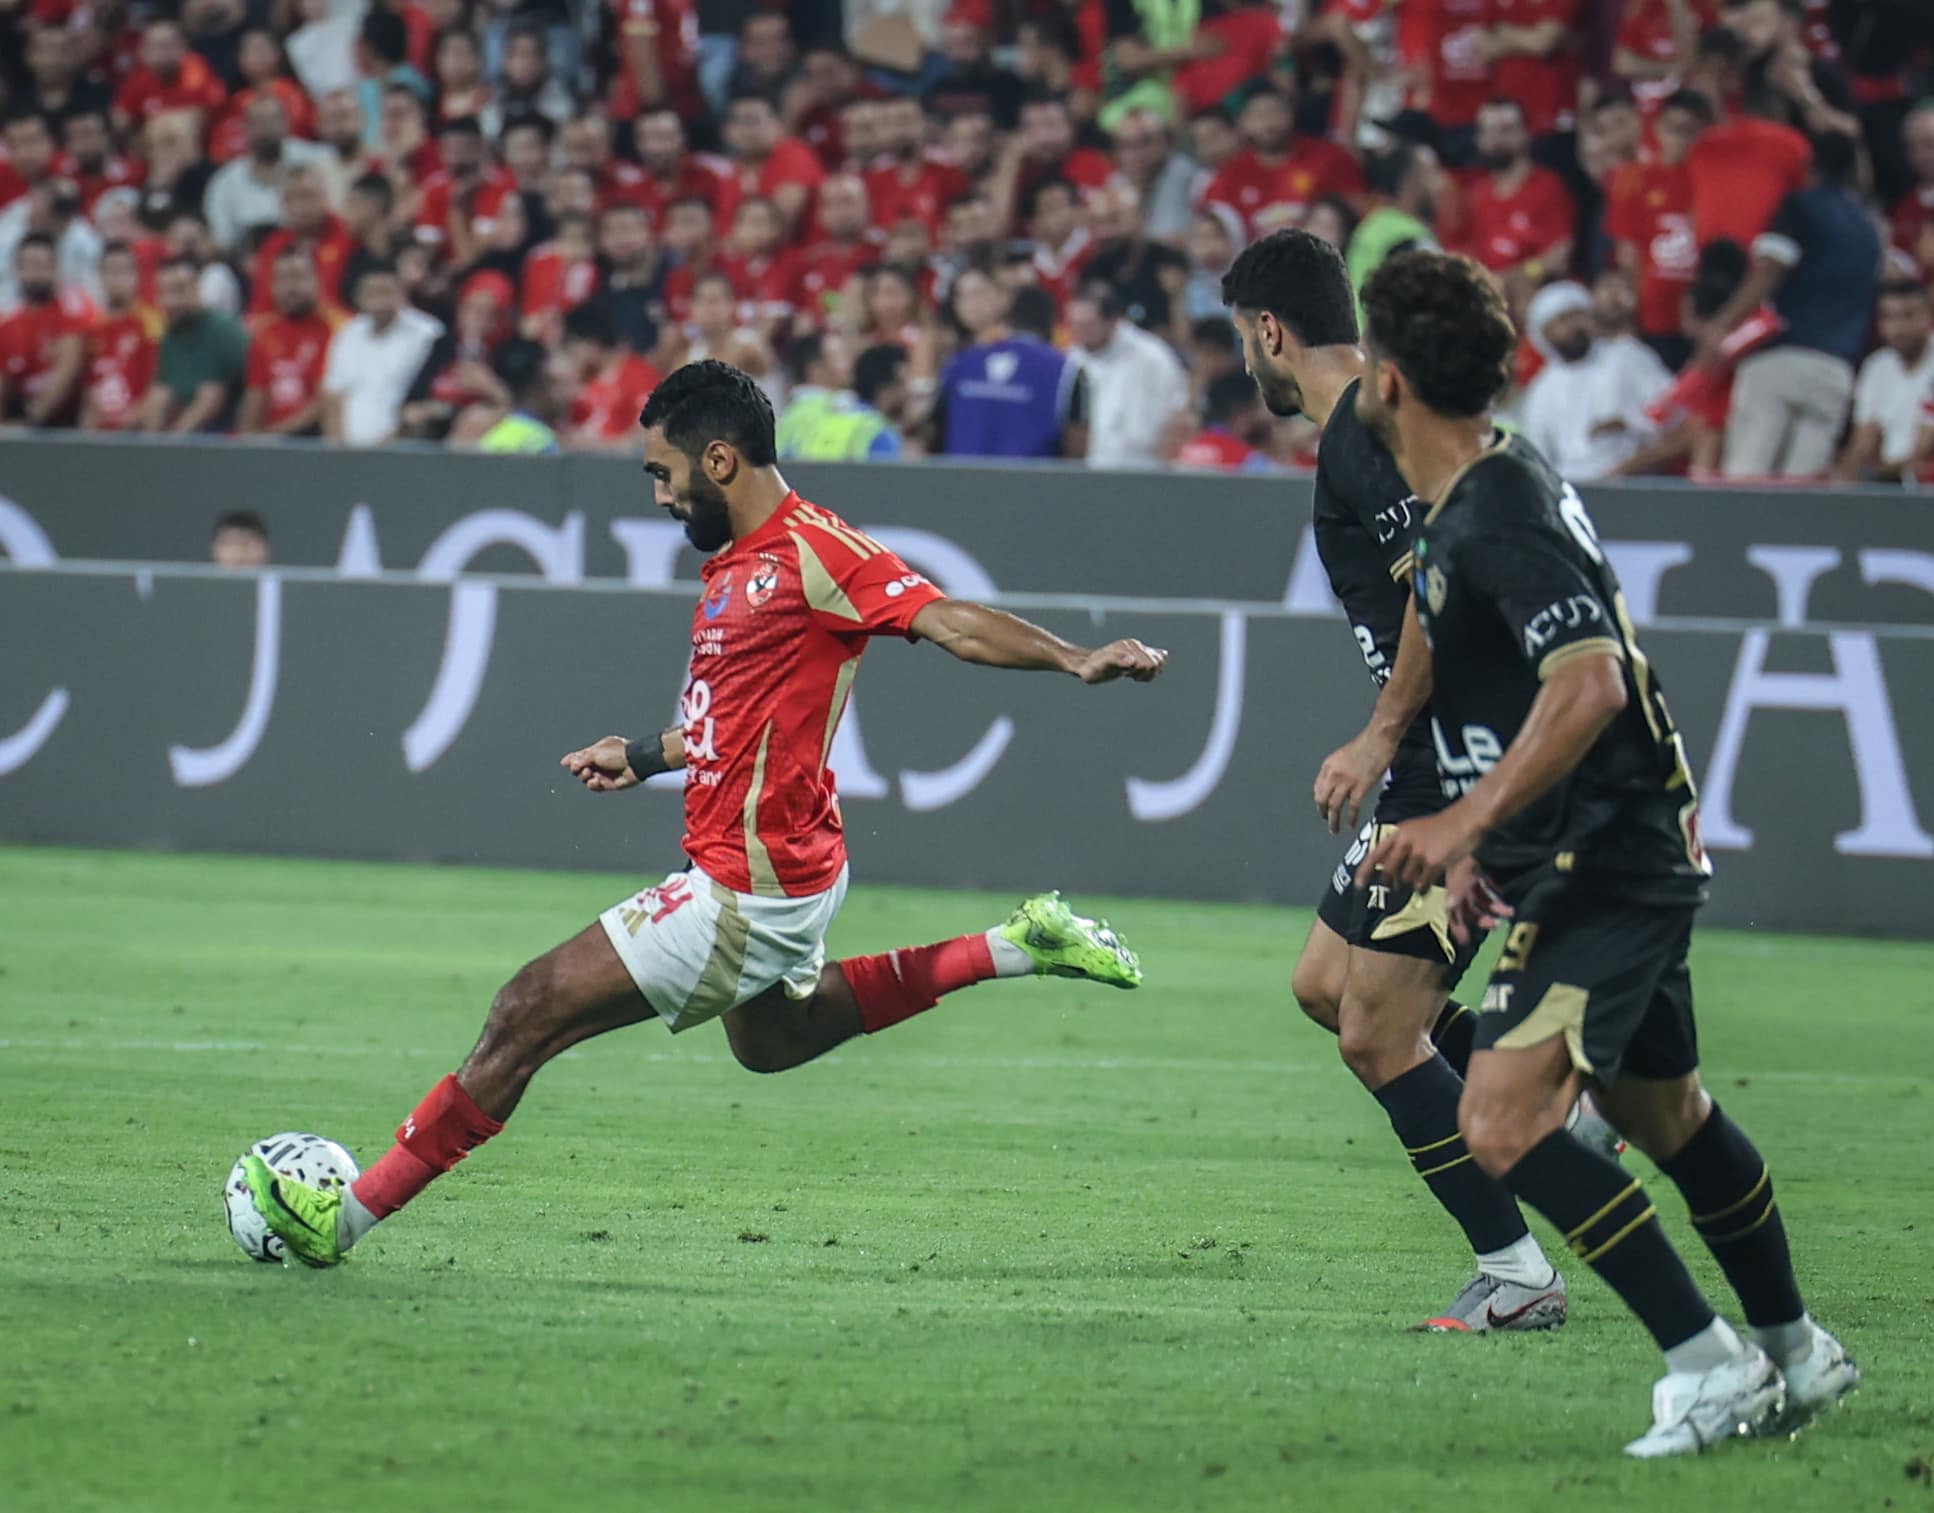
1355 249 1857 1456
1221 229 1575 1332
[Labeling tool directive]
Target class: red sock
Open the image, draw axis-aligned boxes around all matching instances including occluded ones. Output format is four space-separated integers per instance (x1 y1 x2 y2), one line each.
843 934 997 1034
351 1073 505 1220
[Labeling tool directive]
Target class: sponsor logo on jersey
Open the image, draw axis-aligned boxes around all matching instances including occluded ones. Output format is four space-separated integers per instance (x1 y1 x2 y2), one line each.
747 558 780 608
702 572 734 620
883 573 930 599
1424 564 1447 615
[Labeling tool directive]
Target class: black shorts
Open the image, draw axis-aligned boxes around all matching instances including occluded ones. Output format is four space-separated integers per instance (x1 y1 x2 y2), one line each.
1316 816 1485 990
1472 890 1700 1086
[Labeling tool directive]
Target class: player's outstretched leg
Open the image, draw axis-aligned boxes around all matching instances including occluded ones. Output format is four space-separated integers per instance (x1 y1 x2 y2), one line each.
722 892 1139 1072
1597 1074 1859 1432
243 923 652 1267
1461 1039 1787 1457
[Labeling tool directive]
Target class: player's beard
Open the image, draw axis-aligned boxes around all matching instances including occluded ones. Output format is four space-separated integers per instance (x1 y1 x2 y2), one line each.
679 473 734 552
1254 364 1304 419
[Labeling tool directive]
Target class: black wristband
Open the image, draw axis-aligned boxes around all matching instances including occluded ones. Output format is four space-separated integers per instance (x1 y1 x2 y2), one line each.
624 735 671 781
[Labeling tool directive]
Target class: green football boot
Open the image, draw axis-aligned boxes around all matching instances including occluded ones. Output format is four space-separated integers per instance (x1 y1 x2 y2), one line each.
242 1154 345 1268
999 891 1142 989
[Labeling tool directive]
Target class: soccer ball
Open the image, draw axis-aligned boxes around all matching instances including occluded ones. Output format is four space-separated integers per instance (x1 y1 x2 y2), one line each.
224 1132 359 1263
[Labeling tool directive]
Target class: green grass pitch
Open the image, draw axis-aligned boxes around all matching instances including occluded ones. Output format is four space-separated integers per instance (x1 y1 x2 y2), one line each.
1 846 1929 1512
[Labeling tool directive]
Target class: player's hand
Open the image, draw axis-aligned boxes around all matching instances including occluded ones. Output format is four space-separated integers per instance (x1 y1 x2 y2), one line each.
1444 856 1513 946
1356 808 1480 891
560 735 641 793
1313 727 1397 835
1074 639 1168 684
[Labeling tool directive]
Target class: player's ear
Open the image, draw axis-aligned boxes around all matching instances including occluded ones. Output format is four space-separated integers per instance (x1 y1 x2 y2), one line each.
1258 310 1286 358
704 439 738 482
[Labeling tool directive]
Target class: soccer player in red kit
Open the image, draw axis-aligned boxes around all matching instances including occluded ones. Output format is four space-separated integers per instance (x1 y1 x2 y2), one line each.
243 360 1165 1268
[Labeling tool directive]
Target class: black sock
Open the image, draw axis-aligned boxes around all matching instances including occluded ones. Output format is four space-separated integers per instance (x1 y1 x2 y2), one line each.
1505 1128 1716 1351
1430 999 1476 1078
1374 1055 1528 1255
1658 1104 1805 1328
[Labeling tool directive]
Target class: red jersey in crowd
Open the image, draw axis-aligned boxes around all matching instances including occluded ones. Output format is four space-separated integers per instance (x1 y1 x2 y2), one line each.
208 79 318 163
1606 159 1698 336
720 248 802 323
1171 6 1282 117
619 152 730 230
1490 0 1581 134
246 306 342 428
1615 0 1717 115
571 351 663 442
607 0 703 122
679 492 945 897
0 290 95 416
1199 141 1364 237
1686 116 1811 247
82 306 160 429
792 238 880 325
62 152 146 213
863 155 969 237
1408 0 1492 130
522 242 601 341
1459 165 1574 269
1891 185 1934 261
250 220 357 313
1173 427 1264 471
113 53 228 127
1031 228 1095 310
716 139 827 232
414 166 520 256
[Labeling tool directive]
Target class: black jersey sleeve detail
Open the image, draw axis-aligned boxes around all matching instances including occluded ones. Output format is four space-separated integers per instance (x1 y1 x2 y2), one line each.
1456 528 1621 675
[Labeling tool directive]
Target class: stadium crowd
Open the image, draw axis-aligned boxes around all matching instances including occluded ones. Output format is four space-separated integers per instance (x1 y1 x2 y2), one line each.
0 0 1930 481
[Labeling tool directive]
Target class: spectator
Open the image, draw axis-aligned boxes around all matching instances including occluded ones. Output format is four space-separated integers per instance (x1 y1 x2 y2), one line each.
288 0 363 101
1099 0 1280 131
1185 106 1240 188
432 28 494 129
210 510 272 567
163 211 245 317
321 260 443 445
788 45 865 167
414 117 518 268
355 9 432 135
376 84 440 193
1181 204 1243 322
521 213 601 345
680 269 777 401
1024 177 1095 310
0 234 91 426
135 111 218 233
310 91 371 183
114 20 230 140
20 27 109 123
1014 10 1087 118
855 342 917 448
1083 178 1187 333
607 0 703 123
79 243 162 432
1684 32 1812 249
1482 0 1584 139
1172 368 1275 472
1607 88 1706 369
719 91 826 238
775 329 904 459
559 297 663 451
728 11 800 108
0 113 59 216
924 1 1026 127
341 172 401 301
1517 277 1673 479
1721 0 1861 142
400 270 516 439
1718 131 1880 479
720 196 802 337
597 202 668 356
1347 141 1445 302
237 246 341 437
481 24 577 140
941 109 1001 187
660 196 722 323
61 112 145 218
1613 0 1703 113
1304 195 1361 256
500 116 559 198
1199 86 1363 239
1408 0 1495 161
1186 313 1244 396
933 274 1083 458
1460 98 1575 291
139 255 250 433
1836 280 1934 483
629 109 730 231
559 116 638 211
210 29 320 162
471 337 563 453
866 97 969 240
1107 107 1196 244
1892 103 1934 279
795 174 881 327
1067 281 1190 469
249 165 355 314
0 179 103 311
204 94 339 254
1010 89 1115 207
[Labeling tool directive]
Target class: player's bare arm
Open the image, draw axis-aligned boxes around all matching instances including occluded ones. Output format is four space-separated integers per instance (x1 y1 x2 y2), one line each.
1361 651 1627 890
1314 591 1432 834
559 727 687 792
907 599 1167 684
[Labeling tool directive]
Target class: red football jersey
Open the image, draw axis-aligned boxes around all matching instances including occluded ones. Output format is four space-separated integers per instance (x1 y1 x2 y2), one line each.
208 79 318 163
246 308 340 427
1172 428 1261 471
1200 141 1365 237
83 307 160 428
571 351 662 440
1031 229 1096 311
63 153 146 213
250 221 357 314
1409 0 1492 129
521 244 602 339
1606 160 1697 336
716 138 827 232
792 238 880 324
413 167 519 256
680 493 945 897
1459 166 1574 269
617 153 730 231
863 156 969 236
0 291 94 414
608 0 703 121
1686 117 1811 248
112 55 228 126
1489 0 1580 134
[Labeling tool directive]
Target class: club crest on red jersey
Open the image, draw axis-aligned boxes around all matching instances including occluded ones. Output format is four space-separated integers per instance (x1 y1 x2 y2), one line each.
747 557 781 608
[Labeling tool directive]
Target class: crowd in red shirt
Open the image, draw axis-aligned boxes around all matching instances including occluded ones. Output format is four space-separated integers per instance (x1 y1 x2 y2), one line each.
0 0 1929 474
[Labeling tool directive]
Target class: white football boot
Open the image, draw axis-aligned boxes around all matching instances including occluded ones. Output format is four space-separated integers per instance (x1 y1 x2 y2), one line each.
1623 1346 1787 1458
1762 1320 1861 1432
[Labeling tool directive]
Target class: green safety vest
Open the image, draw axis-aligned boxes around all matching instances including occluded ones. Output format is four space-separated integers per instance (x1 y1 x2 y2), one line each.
478 413 560 454
775 389 891 461
1099 0 1202 130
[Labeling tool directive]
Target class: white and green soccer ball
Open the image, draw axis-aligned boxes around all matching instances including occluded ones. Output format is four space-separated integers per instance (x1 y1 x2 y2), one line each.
223 1132 358 1263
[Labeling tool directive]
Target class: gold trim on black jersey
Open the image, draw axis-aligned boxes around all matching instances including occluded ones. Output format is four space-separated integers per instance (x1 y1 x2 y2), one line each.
1536 636 1625 682
1423 431 1511 523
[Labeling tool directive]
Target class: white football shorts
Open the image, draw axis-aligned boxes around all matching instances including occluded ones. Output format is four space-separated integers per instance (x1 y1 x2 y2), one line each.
597 865 849 1032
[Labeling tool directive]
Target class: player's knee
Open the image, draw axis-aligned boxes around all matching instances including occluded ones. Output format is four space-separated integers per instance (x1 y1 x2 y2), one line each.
726 1023 801 1074
1459 1094 1545 1180
1335 998 1428 1090
1291 958 1341 1034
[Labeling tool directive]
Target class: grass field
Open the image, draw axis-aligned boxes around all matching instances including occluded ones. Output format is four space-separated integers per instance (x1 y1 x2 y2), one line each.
0 847 1929 1513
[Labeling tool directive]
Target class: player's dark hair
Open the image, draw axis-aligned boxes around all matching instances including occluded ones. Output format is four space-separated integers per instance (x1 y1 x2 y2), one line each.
212 510 268 541
1660 88 1717 123
1812 130 1859 187
638 359 777 466
1220 228 1360 348
1005 284 1057 338
780 330 826 387
853 343 906 405
1360 251 1515 418
1204 369 1259 427
562 296 617 348
359 8 408 65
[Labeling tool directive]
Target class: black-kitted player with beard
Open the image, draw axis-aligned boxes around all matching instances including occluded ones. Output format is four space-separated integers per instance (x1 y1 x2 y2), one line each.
1221 228 1586 1331
240 360 1166 1269
1355 250 1857 1456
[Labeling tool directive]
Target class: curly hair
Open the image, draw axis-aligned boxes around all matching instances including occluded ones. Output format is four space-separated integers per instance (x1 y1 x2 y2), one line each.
1359 251 1516 419
637 359 777 466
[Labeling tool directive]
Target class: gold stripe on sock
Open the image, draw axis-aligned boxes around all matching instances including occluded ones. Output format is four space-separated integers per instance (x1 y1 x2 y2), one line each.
1577 1204 1658 1265
1702 1202 1778 1246
1565 1178 1643 1245
1416 1152 1474 1179
1406 1132 1463 1156
1690 1165 1769 1226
